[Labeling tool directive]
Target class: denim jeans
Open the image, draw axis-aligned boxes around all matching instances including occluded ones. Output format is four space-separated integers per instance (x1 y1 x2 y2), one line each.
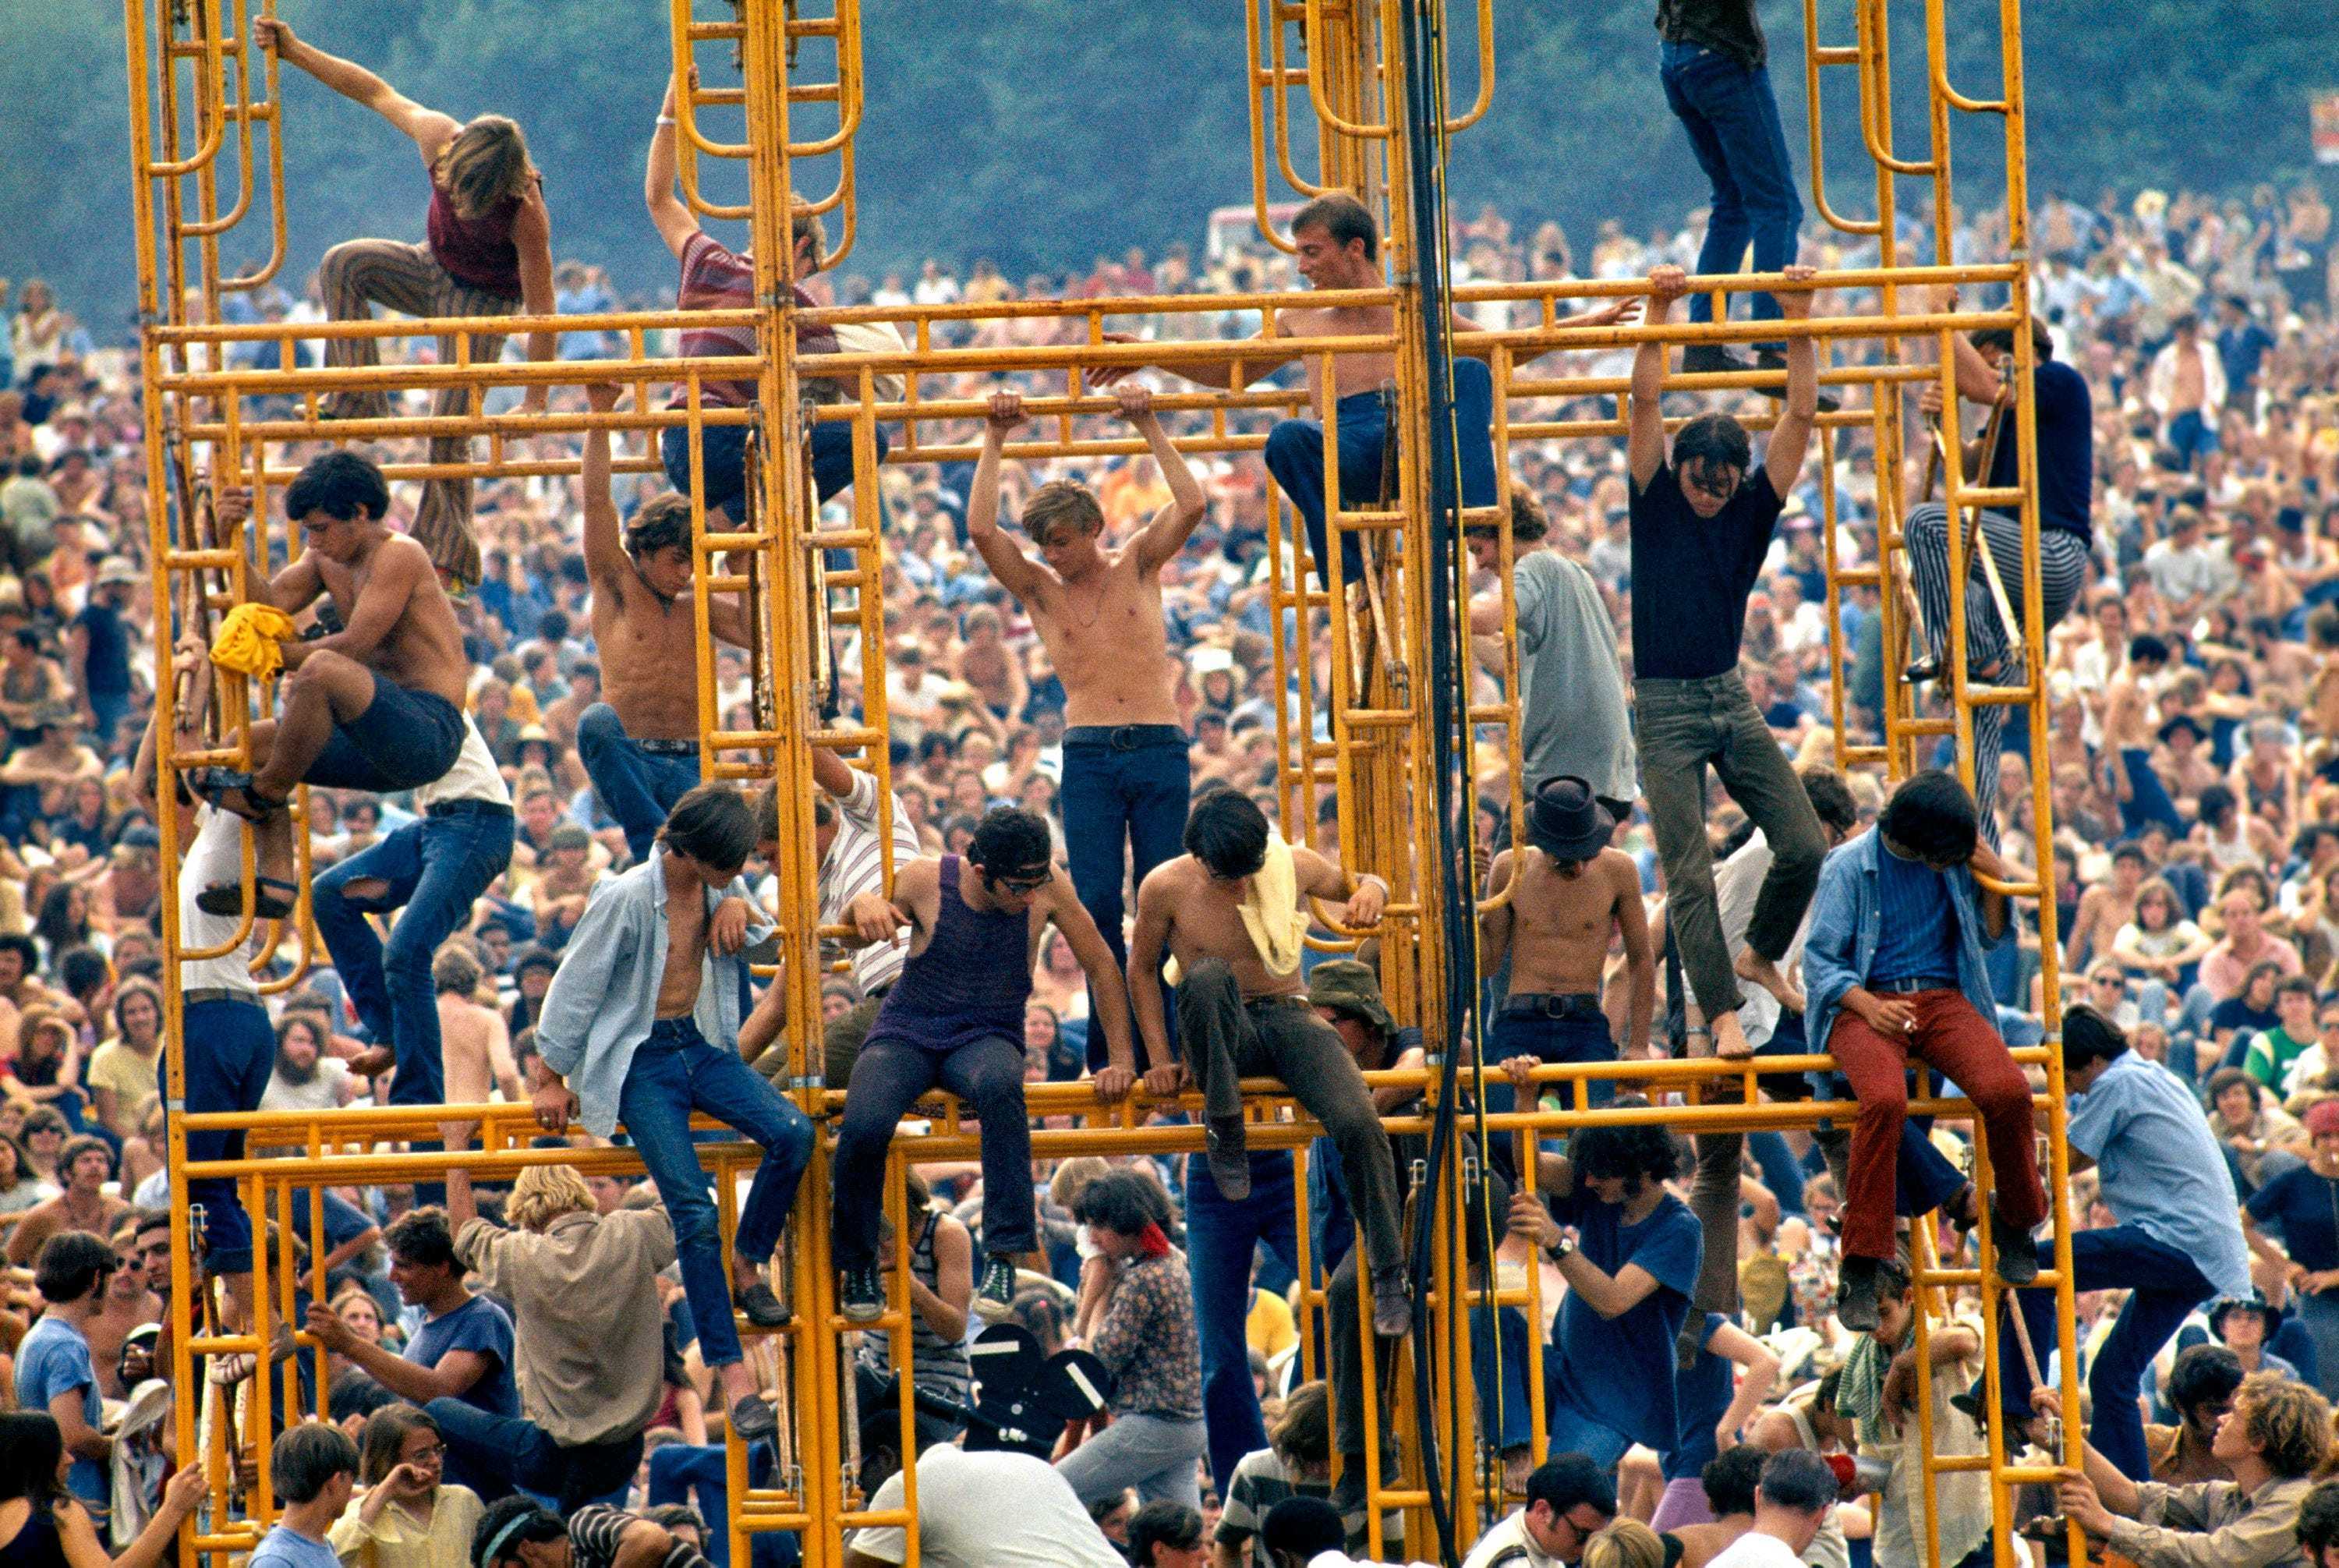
425 1396 639 1513
1185 1152 1301 1496
649 1442 796 1568
312 803 515 1108
2167 409 2220 468
1484 1006 1612 1185
1061 726 1191 1067
1544 1383 1635 1471
660 419 883 521
577 703 703 865
619 1018 815 1368
831 1035 1033 1268
1055 1410 1208 1509
172 998 276 1275
1658 41 1803 325
1992 1225 2213 1481
1264 359 1498 586
1470 1304 1537 1452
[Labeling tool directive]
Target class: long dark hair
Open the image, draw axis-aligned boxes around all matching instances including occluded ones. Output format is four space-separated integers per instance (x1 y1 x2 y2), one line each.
0 1412 69 1510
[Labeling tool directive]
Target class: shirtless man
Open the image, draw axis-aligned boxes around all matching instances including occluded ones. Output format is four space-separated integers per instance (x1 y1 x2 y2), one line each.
573 383 754 862
431 941 521 1154
2068 841 2148 974
2102 634 2185 838
4 1136 127 1266
968 384 1206 1063
527 783 811 1442
1127 787 1410 1336
197 454 471 918
1478 776 1654 1152
1103 192 1635 584
829 807 1153 1320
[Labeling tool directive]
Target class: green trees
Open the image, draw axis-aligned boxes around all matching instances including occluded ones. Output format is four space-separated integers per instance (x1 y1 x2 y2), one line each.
6 0 2332 334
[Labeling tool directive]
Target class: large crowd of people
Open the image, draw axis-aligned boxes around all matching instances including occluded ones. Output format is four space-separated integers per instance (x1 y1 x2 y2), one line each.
5 6 2339 1568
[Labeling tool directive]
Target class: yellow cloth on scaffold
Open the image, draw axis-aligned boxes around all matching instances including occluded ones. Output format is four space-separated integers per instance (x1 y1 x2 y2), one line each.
209 603 298 679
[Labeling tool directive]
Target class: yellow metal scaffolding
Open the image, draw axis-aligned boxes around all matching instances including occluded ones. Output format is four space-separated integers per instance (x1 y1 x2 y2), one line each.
127 0 2076 1563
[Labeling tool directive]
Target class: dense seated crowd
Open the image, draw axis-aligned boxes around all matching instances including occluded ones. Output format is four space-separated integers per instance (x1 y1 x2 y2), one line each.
5 9 2339 1568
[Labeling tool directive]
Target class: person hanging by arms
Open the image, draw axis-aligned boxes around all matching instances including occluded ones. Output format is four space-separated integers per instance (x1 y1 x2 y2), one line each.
1477 776 1654 1149
1799 769 2046 1329
571 382 755 864
1126 788 1410 1336
1627 261 1829 1060
195 458 471 929
525 783 812 1443
829 807 1158 1324
965 384 1208 1067
256 16 555 589
1100 193 1637 586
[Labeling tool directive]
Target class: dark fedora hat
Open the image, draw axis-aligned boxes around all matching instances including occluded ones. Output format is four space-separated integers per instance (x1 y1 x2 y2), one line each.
1527 775 1615 861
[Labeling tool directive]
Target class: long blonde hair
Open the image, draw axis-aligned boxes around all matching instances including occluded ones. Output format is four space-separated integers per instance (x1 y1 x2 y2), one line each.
434 115 533 218
506 1163 593 1234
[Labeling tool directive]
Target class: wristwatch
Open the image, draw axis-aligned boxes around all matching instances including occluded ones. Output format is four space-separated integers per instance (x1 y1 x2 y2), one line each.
1543 1233 1575 1263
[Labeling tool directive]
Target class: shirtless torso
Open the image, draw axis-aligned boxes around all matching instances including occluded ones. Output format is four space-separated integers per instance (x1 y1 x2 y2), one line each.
285 529 469 710
656 857 711 1019
1480 845 1645 997
1131 844 1361 1007
437 992 519 1106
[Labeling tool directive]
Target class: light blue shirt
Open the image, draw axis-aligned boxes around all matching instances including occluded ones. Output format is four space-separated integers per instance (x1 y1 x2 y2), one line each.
1802 829 2008 1053
2068 1050 2252 1299
249 1524 341 1568
533 846 773 1138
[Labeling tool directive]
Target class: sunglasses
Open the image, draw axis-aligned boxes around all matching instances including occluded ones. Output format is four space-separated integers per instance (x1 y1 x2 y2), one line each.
988 869 1053 894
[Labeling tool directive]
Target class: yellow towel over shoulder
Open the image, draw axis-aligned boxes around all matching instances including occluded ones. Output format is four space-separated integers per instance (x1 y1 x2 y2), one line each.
1163 834 1306 986
210 603 299 679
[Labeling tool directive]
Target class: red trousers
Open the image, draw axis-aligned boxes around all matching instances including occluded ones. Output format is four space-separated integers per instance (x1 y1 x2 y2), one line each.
1828 988 2046 1262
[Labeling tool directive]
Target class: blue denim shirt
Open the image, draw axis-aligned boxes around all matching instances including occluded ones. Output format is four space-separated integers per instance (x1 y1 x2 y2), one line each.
1802 831 2007 1053
533 846 773 1138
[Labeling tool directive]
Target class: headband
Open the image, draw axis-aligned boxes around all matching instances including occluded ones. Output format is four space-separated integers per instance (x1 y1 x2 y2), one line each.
479 1513 552 1568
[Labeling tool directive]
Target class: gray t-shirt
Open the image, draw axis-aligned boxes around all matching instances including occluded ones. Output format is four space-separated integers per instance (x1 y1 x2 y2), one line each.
1513 549 1637 805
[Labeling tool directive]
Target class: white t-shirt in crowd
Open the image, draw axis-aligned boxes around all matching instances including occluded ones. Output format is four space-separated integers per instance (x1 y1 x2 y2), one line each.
1708 1531 1813 1568
412 720 511 809
179 807 264 996
849 1445 1123 1568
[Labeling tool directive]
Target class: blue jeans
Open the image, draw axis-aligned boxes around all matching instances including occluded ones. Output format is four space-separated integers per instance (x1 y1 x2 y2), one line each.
577 703 703 864
2168 409 2220 468
1544 1382 1635 1471
1061 726 1191 1068
1186 1152 1301 1496
312 803 515 1108
425 1396 639 1513
660 420 882 521
1484 1006 1613 1184
649 1443 798 1568
1993 1225 2213 1481
1659 41 1803 325
619 1018 815 1368
1056 1410 1208 1509
172 998 276 1275
1264 359 1497 586
1470 1304 1538 1453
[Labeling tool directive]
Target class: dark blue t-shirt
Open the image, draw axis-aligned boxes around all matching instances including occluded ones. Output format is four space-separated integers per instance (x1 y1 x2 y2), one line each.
1548 1186 1702 1449
2245 1165 2339 1272
405 1294 520 1417
1628 465 1783 681
1664 1311 1735 1481
1988 359 2092 545
73 603 129 699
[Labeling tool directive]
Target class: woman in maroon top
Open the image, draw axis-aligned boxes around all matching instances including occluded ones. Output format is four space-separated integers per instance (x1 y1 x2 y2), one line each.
257 17 557 591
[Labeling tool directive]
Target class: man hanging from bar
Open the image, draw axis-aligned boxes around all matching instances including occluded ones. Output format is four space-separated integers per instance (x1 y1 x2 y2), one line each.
1099 193 1637 586
571 384 757 865
257 17 557 592
1903 305 2094 846
1626 261 1828 1059
195 458 471 929
642 74 889 530
1126 788 1410 1338
963 384 1208 1067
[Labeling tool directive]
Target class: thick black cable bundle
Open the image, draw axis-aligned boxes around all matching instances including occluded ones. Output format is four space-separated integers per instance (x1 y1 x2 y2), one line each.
1393 2 1481 1562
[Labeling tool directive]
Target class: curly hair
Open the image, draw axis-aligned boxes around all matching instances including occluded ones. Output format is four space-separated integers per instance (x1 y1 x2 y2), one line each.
1567 1097 1682 1185
2238 1371 2332 1478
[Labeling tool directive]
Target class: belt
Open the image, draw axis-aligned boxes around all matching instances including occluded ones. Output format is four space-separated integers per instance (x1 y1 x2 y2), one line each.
649 1015 706 1040
634 737 699 756
427 799 514 819
1063 724 1187 750
182 987 261 1010
1870 976 1958 995
1502 992 1604 1020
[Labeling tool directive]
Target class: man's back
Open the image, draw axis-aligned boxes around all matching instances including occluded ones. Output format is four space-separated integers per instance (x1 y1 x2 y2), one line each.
852 1445 1123 1568
459 1209 673 1442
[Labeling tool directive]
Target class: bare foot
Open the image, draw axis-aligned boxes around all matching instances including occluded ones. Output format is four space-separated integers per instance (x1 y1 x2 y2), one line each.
348 1046 396 1078
1711 1013 1756 1060
1734 948 1796 1009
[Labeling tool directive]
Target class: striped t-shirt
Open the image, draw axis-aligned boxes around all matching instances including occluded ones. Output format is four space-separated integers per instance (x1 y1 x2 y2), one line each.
818 766 924 996
673 231 837 407
568 1506 711 1568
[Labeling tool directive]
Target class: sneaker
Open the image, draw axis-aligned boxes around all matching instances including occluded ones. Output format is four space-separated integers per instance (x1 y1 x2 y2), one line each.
1371 1266 1413 1338
730 1393 778 1443
1754 348 1843 412
1206 1117 1251 1201
734 1277 789 1329
1835 1255 1883 1332
1681 342 1755 377
840 1262 885 1323
973 1254 1020 1325
1990 1204 2040 1287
